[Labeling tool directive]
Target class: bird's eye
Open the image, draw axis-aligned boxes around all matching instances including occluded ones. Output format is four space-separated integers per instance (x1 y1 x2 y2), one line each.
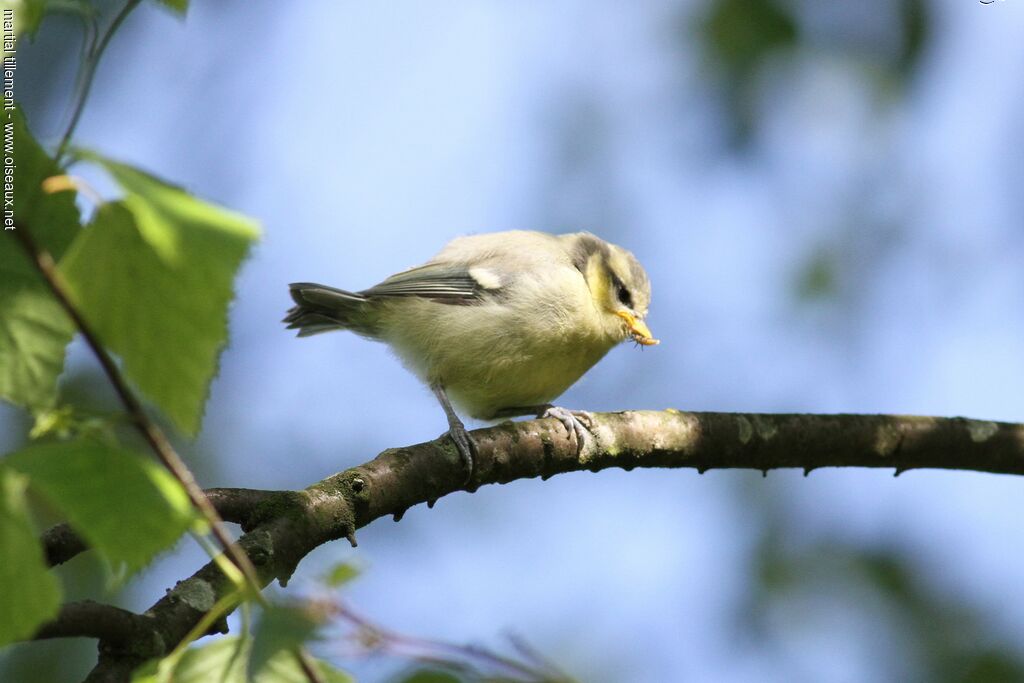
616 281 633 308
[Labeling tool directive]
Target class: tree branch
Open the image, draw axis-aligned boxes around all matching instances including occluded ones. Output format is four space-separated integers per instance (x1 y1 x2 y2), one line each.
76 410 1023 680
41 488 279 567
203 487 281 530
42 522 90 567
33 601 161 654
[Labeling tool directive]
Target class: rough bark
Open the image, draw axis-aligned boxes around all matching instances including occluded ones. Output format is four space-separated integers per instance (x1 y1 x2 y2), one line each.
48 409 1022 681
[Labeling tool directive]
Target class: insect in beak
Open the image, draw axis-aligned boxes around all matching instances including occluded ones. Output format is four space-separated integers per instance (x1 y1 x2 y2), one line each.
615 310 659 346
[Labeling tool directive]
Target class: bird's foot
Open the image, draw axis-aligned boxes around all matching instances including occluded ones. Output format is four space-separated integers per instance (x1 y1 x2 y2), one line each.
442 422 476 486
540 406 594 455
431 384 476 487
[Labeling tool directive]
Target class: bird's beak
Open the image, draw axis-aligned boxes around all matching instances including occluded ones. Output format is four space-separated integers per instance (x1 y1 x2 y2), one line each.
616 310 659 346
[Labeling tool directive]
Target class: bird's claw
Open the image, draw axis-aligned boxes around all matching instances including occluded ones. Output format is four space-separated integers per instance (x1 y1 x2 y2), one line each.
541 406 594 454
443 423 476 485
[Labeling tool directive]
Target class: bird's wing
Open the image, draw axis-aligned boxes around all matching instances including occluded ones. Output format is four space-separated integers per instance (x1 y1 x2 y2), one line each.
361 262 506 304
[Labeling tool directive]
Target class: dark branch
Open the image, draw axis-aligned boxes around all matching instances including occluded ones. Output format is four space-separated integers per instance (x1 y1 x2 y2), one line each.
41 488 278 567
42 522 89 567
77 410 1024 680
34 601 161 654
204 487 280 529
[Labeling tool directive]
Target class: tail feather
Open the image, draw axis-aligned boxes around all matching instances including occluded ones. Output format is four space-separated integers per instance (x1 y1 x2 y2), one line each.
284 282 371 337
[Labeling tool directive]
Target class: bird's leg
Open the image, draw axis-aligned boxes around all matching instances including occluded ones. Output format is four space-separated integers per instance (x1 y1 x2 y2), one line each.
431 384 474 484
491 404 594 455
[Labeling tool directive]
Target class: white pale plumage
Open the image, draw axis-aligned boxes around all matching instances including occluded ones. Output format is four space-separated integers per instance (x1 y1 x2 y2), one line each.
284 230 656 477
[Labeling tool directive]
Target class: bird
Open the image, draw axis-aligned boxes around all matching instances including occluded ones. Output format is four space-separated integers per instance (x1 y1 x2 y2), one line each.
283 230 657 482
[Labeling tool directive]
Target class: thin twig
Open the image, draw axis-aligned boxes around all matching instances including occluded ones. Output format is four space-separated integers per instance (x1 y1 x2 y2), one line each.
330 599 574 682
55 0 142 163
14 225 324 683
13 226 257 582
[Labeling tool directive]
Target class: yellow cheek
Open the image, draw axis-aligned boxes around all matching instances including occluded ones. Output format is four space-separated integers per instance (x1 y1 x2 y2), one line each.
584 255 609 306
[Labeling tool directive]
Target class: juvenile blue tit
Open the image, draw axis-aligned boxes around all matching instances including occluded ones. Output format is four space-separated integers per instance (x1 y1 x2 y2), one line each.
284 230 657 480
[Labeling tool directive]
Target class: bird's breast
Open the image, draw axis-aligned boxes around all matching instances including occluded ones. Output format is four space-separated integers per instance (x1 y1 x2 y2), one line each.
379 273 614 419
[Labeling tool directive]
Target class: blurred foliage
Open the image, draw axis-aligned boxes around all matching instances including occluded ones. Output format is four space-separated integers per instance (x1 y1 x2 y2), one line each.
5 440 196 574
0 494 128 681
787 187 908 316
0 638 97 683
0 0 47 38
702 0 798 84
323 561 362 589
391 668 532 683
695 0 930 147
897 0 928 78
0 469 60 646
793 248 839 302
131 635 352 683
739 488 1024 683
394 671 463 683
0 0 187 40
250 602 328 680
390 662 564 683
153 0 188 16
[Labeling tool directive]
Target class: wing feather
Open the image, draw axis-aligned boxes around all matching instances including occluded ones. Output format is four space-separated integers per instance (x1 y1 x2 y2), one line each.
361 263 499 304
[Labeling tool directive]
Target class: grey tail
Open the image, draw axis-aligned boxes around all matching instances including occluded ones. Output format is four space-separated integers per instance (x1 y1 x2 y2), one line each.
284 282 371 337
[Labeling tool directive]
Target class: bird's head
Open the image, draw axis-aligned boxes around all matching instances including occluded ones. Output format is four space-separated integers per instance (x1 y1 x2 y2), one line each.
569 233 658 347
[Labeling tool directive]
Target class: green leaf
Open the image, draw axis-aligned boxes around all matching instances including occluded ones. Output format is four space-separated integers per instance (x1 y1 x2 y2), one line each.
3 108 79 268
0 0 47 38
29 404 119 444
0 108 79 410
131 636 352 683
897 0 928 78
397 670 464 683
0 281 74 409
28 404 76 439
5 440 195 573
794 249 839 302
250 603 325 679
132 636 247 683
259 644 352 683
0 467 61 646
700 0 797 79
323 560 361 588
60 158 259 435
152 0 188 16
697 0 798 146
